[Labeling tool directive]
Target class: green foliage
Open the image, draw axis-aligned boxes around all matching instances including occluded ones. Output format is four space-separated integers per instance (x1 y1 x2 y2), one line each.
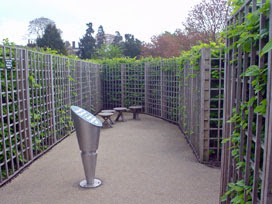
78 22 96 59
221 1 270 202
96 25 106 49
260 39 272 56
36 24 66 55
180 41 224 68
94 44 123 59
123 34 141 58
2 38 16 47
221 180 252 204
112 31 123 47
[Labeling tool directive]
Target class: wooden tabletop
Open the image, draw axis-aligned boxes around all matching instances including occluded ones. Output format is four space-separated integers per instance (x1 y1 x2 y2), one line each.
101 110 115 113
98 112 114 117
129 106 142 109
113 107 127 111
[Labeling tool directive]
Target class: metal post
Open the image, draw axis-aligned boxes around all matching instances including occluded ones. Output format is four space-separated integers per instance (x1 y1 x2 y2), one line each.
71 106 102 188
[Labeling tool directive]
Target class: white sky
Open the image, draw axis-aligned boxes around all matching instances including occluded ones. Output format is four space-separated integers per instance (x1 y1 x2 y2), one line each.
0 0 202 46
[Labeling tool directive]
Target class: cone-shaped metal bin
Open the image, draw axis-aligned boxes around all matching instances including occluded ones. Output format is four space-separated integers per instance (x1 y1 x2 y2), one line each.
71 106 103 188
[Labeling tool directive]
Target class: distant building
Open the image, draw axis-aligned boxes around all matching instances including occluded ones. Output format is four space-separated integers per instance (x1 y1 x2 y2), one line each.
71 41 80 55
104 34 115 45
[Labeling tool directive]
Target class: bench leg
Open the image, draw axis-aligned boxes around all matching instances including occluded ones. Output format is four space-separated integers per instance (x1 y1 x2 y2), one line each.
120 112 126 122
135 112 140 120
115 112 121 122
103 117 112 128
109 117 114 125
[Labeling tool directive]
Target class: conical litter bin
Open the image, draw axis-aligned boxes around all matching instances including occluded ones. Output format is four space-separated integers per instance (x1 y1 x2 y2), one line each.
71 106 103 188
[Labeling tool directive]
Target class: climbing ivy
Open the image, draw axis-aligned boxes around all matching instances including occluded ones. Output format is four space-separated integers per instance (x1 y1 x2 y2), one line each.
221 0 270 203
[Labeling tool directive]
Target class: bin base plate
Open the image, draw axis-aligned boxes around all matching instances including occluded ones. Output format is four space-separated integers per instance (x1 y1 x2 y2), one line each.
79 179 102 188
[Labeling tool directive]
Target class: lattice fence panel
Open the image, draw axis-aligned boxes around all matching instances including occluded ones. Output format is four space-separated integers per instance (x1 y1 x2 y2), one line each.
161 60 180 123
0 47 102 186
220 0 272 203
102 63 122 109
0 47 32 183
124 63 145 108
70 60 82 108
146 61 162 117
52 56 70 140
28 52 55 156
89 64 101 113
81 62 92 112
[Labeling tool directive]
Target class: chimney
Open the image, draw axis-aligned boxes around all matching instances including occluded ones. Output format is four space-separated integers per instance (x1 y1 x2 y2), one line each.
72 41 75 49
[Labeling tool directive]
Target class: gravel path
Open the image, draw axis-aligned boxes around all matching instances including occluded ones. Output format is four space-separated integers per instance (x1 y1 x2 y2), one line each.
0 113 220 204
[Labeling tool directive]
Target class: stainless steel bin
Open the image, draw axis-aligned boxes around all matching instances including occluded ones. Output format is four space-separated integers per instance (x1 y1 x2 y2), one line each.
71 106 103 188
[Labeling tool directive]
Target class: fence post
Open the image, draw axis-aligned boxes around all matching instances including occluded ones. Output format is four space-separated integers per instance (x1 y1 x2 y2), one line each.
121 64 126 107
23 49 33 160
67 59 72 133
262 49 272 204
261 9 272 202
49 55 57 143
144 62 149 113
199 48 211 162
178 60 182 125
160 62 164 118
95 64 100 111
79 61 83 107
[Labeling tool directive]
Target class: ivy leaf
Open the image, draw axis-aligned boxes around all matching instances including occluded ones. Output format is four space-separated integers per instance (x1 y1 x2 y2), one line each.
68 75 75 82
260 39 272 56
254 99 267 115
222 138 230 143
241 65 260 77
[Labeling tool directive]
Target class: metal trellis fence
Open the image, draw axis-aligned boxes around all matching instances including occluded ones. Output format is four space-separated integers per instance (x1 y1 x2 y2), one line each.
0 46 102 186
220 0 272 203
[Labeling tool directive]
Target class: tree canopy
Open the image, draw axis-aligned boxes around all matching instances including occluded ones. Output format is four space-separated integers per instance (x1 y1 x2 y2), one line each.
36 24 66 54
141 31 191 58
96 25 106 49
28 17 55 41
78 22 96 59
183 0 230 42
94 44 123 59
123 34 141 58
112 31 123 47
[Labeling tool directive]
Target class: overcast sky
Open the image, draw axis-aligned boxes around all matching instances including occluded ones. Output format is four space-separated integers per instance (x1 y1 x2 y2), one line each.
0 0 202 46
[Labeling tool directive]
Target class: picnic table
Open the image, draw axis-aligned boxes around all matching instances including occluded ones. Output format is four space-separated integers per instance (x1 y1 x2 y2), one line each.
113 107 127 122
101 110 115 113
129 106 142 120
98 112 114 128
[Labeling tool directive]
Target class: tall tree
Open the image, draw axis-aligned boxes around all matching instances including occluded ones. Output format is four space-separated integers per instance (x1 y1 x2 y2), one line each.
96 25 106 49
141 31 190 58
123 34 141 58
36 24 66 54
182 0 230 42
78 22 96 59
112 31 123 47
28 17 55 41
